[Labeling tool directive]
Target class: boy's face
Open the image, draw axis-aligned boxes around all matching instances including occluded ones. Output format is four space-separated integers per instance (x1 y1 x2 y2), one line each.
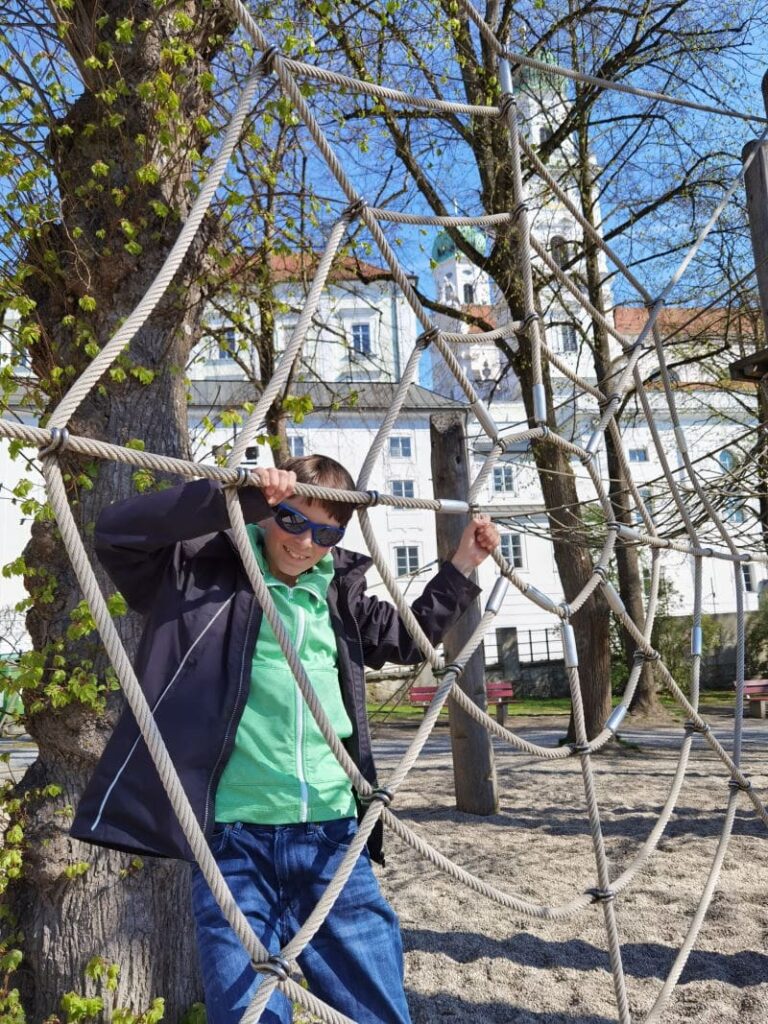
262 495 343 585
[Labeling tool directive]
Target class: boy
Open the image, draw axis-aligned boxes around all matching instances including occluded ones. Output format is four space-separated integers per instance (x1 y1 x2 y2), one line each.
72 454 499 1024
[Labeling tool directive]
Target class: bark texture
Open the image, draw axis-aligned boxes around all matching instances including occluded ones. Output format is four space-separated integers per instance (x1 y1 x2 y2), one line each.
6 3 235 1019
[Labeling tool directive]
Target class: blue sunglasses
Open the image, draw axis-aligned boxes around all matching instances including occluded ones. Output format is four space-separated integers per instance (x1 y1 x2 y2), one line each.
272 502 346 547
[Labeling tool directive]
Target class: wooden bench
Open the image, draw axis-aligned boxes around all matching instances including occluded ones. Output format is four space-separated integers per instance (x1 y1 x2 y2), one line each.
740 679 768 719
408 680 516 726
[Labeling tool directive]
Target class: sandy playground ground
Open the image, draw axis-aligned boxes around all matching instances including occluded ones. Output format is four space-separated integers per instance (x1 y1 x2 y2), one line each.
366 712 768 1024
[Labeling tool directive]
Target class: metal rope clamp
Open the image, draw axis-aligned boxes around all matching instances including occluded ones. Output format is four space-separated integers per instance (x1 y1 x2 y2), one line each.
259 46 281 74
344 198 368 221
569 742 591 756
252 954 291 982
497 93 517 118
586 886 616 904
417 326 439 351
728 777 753 793
683 719 710 735
232 466 252 488
360 786 394 807
38 426 70 459
365 489 380 507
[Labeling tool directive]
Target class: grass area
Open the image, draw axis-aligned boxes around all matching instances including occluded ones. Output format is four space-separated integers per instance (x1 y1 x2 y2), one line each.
367 690 738 722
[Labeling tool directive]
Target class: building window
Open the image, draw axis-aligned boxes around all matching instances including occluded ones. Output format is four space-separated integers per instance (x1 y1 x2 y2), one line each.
539 125 554 146
389 436 412 459
287 435 305 457
500 532 524 568
351 322 371 355
742 562 755 593
560 324 578 353
628 447 649 463
395 546 420 576
493 464 515 493
725 500 746 524
463 283 475 304
217 325 236 360
391 479 415 499
243 446 260 465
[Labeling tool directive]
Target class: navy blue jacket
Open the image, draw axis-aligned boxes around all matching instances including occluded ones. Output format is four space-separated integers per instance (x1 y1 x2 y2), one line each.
70 479 479 862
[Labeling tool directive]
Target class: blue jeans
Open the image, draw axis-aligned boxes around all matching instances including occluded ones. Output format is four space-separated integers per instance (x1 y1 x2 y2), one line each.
191 818 411 1024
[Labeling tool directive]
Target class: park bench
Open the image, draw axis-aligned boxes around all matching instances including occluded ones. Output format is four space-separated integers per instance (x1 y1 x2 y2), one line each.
408 679 516 726
740 679 768 719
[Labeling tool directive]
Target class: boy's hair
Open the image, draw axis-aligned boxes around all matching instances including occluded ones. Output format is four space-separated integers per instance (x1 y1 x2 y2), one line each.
282 454 357 527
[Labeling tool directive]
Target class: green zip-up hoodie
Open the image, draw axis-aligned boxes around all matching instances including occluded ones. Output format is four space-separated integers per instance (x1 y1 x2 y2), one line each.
214 525 356 824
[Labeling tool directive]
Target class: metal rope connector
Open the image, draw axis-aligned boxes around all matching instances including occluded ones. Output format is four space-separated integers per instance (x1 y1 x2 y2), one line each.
38 427 70 459
592 565 609 581
365 489 380 506
569 742 591 756
417 326 439 350
510 201 528 221
684 719 710 735
586 886 616 904
442 661 463 679
259 46 281 73
359 785 395 807
498 93 517 118
633 648 660 663
728 777 753 793
232 466 251 488
252 954 291 982
558 601 572 621
344 198 368 221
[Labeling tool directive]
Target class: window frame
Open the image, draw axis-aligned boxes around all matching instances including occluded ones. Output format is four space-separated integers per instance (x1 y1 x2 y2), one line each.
391 479 415 499
394 545 420 577
389 435 413 459
351 321 372 355
492 463 515 494
500 532 524 569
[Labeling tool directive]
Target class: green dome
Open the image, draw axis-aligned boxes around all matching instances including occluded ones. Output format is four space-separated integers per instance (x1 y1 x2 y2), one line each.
432 225 487 263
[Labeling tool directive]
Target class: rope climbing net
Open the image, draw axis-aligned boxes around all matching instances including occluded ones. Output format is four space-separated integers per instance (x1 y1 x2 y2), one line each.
2 2 768 1022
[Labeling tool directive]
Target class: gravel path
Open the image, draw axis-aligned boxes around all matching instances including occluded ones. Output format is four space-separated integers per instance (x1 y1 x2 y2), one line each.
371 714 768 1023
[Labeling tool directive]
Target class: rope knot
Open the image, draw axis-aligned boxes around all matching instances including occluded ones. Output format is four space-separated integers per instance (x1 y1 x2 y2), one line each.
38 427 70 459
252 955 291 982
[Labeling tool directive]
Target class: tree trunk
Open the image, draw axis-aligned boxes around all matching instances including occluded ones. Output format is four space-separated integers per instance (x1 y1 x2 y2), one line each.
572 99 661 718
430 412 498 815
5 5 234 1019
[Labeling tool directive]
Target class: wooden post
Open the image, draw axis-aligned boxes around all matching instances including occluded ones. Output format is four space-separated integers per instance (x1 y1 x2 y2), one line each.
743 73 768 348
430 411 498 815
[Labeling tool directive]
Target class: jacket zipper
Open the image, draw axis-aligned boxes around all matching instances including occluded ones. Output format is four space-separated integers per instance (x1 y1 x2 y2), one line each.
291 593 310 822
203 595 259 834
91 596 234 833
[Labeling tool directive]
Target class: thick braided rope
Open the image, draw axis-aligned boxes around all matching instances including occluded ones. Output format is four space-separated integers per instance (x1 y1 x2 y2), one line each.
10 4 768 1023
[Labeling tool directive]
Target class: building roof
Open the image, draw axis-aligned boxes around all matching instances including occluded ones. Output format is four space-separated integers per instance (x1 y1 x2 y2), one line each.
267 252 401 285
614 305 759 340
432 226 488 264
189 379 465 412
